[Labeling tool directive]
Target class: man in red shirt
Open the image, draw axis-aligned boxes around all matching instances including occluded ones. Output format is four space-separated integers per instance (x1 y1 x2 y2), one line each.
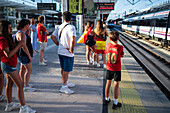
37 16 49 66
104 31 124 110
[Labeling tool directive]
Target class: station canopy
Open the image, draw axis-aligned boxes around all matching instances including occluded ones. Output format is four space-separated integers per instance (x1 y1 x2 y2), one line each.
0 0 59 15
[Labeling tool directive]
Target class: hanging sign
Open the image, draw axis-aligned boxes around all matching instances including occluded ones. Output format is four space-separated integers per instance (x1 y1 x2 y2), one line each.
67 0 84 14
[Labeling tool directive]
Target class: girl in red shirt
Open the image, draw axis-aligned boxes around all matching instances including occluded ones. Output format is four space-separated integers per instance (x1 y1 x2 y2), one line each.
0 20 36 113
84 21 96 65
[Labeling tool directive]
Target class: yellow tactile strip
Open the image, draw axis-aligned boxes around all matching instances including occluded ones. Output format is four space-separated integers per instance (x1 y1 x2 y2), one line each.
108 61 147 113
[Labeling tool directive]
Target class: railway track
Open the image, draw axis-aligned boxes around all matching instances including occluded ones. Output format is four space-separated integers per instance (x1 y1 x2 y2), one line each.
116 29 170 100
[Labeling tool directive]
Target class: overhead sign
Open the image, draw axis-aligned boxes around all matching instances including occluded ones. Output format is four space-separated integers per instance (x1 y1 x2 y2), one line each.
67 0 84 14
37 3 56 10
94 3 114 10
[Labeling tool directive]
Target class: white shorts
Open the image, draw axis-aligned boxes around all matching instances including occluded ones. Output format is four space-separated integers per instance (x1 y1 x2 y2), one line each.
40 42 47 50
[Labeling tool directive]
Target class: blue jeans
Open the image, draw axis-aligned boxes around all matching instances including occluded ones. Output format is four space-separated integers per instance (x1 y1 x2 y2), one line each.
58 55 74 72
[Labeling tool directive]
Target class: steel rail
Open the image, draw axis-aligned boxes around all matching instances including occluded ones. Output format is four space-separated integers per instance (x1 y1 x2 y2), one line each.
117 30 170 100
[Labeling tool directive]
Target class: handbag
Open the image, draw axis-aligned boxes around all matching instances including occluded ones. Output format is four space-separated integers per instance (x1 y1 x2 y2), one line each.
85 35 96 47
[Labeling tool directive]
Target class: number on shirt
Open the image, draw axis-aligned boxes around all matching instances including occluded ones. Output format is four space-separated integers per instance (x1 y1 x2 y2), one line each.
108 53 117 64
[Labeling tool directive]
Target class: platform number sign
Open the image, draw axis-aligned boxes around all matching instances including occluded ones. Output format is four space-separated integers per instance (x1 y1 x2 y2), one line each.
67 0 84 15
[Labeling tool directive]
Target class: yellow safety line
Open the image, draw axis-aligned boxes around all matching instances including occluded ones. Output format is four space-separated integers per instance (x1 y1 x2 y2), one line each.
108 61 147 113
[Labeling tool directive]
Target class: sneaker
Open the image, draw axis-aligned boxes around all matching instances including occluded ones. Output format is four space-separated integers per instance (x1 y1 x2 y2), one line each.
112 102 122 110
24 87 36 92
28 84 33 88
93 61 97 65
90 58 93 64
105 98 111 104
67 81 75 88
19 105 36 113
5 102 21 111
0 95 6 102
60 85 74 94
43 58 48 63
39 62 47 66
97 63 100 67
103 64 106 68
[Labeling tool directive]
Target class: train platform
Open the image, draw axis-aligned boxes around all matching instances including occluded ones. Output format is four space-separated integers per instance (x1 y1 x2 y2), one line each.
0 36 170 113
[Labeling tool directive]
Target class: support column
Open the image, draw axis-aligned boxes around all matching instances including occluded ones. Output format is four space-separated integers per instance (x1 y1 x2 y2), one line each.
61 0 68 13
18 11 21 21
42 11 46 26
79 15 83 35
6 7 9 21
61 0 68 23
26 14 28 19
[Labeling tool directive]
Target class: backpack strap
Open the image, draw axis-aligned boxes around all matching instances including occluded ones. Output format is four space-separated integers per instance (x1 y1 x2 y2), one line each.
59 24 69 40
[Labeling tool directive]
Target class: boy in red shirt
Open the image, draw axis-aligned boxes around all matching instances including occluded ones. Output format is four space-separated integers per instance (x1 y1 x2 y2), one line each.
37 16 49 66
105 31 124 110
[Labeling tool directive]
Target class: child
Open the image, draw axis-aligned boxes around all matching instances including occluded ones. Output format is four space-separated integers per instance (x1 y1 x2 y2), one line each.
105 31 124 110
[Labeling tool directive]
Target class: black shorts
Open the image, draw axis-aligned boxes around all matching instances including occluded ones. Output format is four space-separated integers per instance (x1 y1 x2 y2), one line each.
106 70 121 81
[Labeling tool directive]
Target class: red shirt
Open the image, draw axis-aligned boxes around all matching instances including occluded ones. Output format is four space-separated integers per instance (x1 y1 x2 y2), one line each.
0 37 17 67
37 23 47 42
105 42 124 71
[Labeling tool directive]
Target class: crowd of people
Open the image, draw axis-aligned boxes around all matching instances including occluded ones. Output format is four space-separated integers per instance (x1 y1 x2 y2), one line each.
80 19 124 110
0 11 124 112
83 20 108 68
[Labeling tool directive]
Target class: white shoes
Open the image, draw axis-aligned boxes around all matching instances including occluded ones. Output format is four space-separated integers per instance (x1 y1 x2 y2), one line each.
97 63 100 67
90 58 93 64
93 61 97 65
19 105 36 113
60 85 74 94
103 64 106 68
24 86 36 92
43 58 48 63
67 81 75 88
5 102 21 112
39 61 47 66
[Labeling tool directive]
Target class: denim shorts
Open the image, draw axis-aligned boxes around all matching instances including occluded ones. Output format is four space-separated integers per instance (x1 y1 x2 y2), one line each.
18 56 30 65
58 55 74 72
1 62 17 74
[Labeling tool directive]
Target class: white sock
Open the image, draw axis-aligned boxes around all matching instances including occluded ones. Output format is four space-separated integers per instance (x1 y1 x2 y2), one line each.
114 99 118 105
105 97 110 101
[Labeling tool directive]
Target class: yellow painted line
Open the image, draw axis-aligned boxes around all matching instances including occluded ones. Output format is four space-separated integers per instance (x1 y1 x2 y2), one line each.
108 61 147 113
